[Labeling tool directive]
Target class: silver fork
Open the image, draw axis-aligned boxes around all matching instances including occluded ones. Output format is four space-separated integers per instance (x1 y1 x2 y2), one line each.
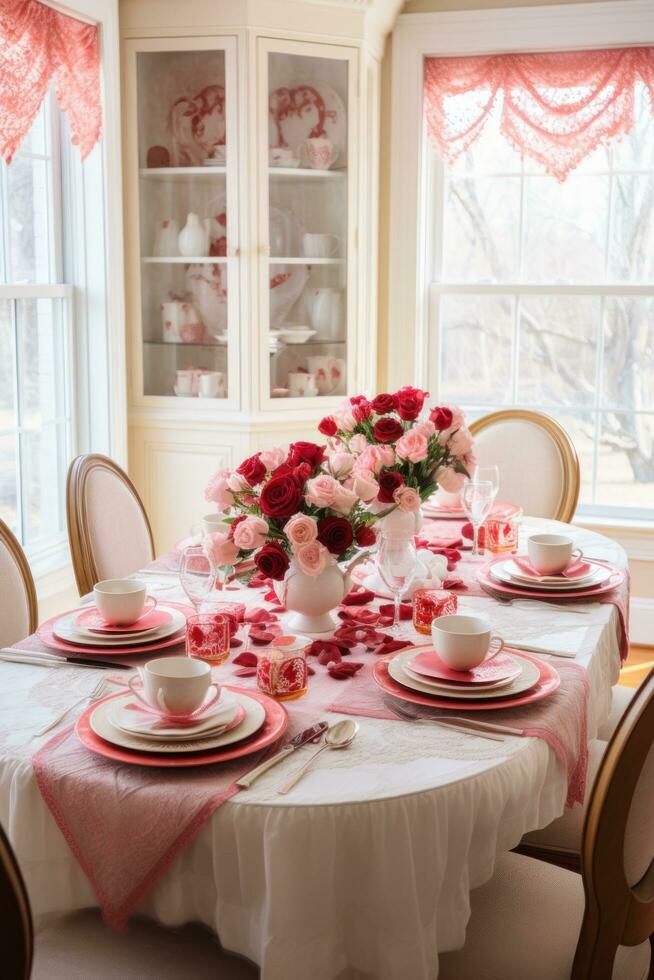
385 699 506 742
34 678 112 738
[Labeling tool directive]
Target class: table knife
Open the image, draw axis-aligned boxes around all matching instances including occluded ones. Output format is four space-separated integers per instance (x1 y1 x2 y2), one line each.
0 649 131 670
236 722 328 788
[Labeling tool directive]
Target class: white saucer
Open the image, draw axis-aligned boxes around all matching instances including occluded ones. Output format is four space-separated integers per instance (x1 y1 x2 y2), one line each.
491 561 608 592
53 605 186 647
110 690 239 740
403 665 516 693
388 650 541 701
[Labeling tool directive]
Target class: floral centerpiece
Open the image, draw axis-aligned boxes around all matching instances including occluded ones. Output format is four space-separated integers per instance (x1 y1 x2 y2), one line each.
204 441 379 632
317 386 476 527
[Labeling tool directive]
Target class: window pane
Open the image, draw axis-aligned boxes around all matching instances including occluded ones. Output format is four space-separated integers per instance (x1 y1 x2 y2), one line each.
7 154 52 283
0 434 18 534
22 424 67 545
517 296 599 408
596 412 654 509
448 105 522 176
549 411 595 507
442 177 520 282
608 175 654 283
18 298 67 423
612 83 654 171
439 294 514 403
0 299 16 420
603 297 654 410
523 175 608 283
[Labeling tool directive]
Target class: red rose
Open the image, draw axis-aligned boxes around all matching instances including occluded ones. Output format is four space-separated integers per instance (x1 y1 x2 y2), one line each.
352 399 372 421
254 543 290 581
430 406 454 430
317 516 354 555
355 526 376 547
237 452 267 486
293 462 313 483
271 462 293 478
373 418 404 443
371 393 398 415
350 395 368 406
228 515 247 539
259 473 303 518
287 441 326 468
395 386 429 421
377 471 405 503
318 416 338 437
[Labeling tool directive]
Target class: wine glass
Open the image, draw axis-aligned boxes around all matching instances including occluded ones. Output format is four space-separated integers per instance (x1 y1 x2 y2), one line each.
180 545 216 611
461 479 496 560
377 535 418 634
473 465 500 502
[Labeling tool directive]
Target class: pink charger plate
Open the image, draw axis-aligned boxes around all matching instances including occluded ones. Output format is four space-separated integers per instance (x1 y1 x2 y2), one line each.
479 557 624 602
37 601 194 658
76 607 173 634
373 649 560 711
75 686 288 767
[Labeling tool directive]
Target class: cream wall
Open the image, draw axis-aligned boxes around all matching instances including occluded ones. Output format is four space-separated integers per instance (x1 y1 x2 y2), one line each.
377 0 654 641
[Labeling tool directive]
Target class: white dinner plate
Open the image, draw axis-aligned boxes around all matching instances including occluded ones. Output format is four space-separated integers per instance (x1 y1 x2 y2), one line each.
491 561 608 592
90 690 265 754
402 665 517 693
388 650 541 701
53 605 186 647
109 690 240 741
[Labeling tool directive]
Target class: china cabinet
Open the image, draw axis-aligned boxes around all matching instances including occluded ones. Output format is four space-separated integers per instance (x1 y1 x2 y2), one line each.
121 0 401 549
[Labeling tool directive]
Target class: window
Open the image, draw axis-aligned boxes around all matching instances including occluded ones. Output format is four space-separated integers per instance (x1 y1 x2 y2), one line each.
0 96 74 570
426 84 654 521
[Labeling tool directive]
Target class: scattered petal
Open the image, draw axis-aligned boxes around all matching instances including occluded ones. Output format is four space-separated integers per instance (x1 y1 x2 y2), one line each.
233 651 258 667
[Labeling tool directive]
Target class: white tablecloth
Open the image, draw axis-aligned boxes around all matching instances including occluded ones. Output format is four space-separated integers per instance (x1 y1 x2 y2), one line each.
0 518 625 980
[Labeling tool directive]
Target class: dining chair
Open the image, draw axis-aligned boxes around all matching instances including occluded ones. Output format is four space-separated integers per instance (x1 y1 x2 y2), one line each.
439 666 654 979
0 520 38 648
66 454 155 595
469 409 580 522
0 820 256 980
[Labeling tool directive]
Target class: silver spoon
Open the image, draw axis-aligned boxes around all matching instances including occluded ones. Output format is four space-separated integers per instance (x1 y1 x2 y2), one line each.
278 719 359 795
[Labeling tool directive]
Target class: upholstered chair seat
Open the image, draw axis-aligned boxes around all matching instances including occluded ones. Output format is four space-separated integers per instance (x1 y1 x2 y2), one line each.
0 521 37 648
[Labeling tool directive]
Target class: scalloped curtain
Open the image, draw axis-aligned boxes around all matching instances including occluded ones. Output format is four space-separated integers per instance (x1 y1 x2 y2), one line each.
0 0 101 163
424 47 654 182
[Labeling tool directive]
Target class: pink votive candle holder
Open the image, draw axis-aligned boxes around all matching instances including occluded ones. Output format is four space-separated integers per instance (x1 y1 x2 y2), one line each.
186 613 230 665
412 589 458 636
484 509 523 555
256 635 309 701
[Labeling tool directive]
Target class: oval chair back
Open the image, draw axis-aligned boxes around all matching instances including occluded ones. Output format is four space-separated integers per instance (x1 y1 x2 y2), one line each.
0 520 37 647
0 822 33 980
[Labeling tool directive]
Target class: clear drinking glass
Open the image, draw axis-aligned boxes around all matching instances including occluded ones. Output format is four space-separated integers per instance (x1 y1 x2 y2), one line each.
461 479 496 560
180 545 216 611
377 536 418 634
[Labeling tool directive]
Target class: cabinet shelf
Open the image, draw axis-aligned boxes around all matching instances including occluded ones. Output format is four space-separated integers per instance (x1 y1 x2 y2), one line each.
269 167 346 180
139 167 227 180
269 257 345 265
144 340 227 349
142 256 228 264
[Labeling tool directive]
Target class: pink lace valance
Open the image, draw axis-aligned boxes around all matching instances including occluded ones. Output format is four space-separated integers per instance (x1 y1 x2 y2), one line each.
0 0 101 162
424 47 654 181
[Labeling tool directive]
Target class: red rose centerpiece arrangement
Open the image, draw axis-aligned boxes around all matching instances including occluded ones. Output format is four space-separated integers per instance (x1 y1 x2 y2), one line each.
204 442 378 633
317 388 475 539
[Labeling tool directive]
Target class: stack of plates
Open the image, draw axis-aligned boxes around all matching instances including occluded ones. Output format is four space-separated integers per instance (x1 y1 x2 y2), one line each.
488 557 614 594
373 646 560 711
75 686 289 767
39 603 190 657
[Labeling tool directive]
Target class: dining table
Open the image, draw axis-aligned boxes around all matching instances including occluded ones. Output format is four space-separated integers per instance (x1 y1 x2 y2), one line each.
0 516 627 980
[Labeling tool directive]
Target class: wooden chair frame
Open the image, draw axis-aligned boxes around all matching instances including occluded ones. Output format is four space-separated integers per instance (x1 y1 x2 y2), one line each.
0 822 33 980
66 454 155 596
469 409 581 523
0 520 38 637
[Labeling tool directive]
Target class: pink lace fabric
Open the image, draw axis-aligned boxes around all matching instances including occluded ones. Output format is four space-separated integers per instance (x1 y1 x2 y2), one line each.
0 0 101 162
424 47 654 181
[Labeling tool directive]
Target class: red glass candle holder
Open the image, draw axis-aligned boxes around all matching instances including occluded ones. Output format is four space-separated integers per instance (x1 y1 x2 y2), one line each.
256 635 309 701
412 589 458 636
484 510 523 555
186 614 230 665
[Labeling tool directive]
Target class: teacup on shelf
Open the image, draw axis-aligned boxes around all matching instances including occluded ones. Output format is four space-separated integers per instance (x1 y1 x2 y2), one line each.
269 146 300 168
288 372 318 397
302 233 340 258
298 137 339 170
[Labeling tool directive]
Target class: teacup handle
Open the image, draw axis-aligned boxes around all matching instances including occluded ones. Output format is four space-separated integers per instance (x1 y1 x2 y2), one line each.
127 672 152 710
571 548 583 562
143 596 157 615
485 635 504 662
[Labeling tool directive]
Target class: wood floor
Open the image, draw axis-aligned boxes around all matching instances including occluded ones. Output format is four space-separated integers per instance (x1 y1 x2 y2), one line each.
620 645 654 689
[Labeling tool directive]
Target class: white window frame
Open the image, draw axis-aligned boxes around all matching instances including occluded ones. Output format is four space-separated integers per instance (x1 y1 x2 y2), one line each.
387 0 654 541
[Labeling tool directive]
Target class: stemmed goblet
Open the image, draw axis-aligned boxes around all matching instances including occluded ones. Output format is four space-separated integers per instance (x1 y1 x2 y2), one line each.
377 535 418 634
180 545 216 612
461 479 496 560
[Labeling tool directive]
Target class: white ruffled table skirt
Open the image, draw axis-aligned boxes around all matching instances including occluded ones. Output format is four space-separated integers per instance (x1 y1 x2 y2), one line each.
0 518 624 980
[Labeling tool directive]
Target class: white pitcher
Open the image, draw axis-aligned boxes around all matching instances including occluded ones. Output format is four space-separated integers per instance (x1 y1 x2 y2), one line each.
306 356 346 396
308 288 343 340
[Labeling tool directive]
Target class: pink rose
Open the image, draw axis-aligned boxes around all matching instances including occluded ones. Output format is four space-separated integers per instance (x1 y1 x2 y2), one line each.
295 540 329 577
259 446 286 472
437 406 467 446
437 466 466 493
329 451 355 479
393 485 421 512
333 400 357 433
233 516 269 550
448 426 474 457
413 420 436 440
227 472 250 493
353 471 380 503
305 474 340 509
348 434 368 455
462 449 477 475
285 513 318 548
331 485 358 516
203 531 240 567
395 430 429 463
353 445 381 475
375 445 396 468
204 471 234 510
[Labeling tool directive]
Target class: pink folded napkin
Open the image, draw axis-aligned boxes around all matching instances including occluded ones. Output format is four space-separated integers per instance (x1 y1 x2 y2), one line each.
512 555 593 579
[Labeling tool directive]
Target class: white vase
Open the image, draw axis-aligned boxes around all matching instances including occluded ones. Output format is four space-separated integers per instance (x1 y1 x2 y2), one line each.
273 558 354 634
178 213 209 257
369 501 424 539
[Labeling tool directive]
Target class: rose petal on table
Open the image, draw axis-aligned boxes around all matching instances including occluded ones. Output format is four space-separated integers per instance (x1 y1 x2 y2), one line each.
250 631 276 645
328 661 364 679
234 667 257 677
233 651 258 667
307 665 316 676
263 590 278 603
378 603 413 621
341 588 376 606
268 606 286 614
443 576 467 590
338 608 380 626
229 637 243 648
245 608 278 624
318 647 342 666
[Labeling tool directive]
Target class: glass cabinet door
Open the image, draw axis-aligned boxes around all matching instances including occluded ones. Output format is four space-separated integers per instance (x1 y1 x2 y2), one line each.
131 40 237 403
260 40 356 405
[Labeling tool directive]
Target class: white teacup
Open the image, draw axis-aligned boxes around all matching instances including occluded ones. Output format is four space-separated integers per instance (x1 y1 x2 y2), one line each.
527 533 582 575
129 656 219 717
198 371 226 398
202 512 231 535
431 614 504 671
288 372 317 397
302 233 340 258
298 137 339 170
94 579 156 626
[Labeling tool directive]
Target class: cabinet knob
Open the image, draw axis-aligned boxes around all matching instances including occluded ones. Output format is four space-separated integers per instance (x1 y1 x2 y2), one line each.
260 244 271 257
